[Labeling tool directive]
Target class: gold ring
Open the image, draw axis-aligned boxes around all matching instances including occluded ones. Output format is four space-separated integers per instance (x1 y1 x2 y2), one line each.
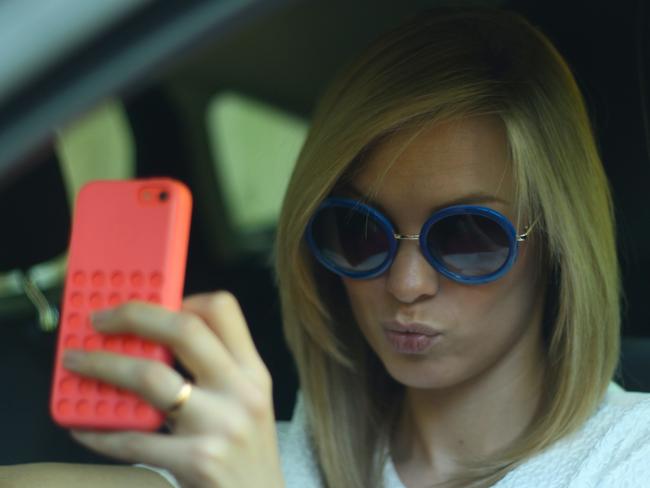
166 381 193 417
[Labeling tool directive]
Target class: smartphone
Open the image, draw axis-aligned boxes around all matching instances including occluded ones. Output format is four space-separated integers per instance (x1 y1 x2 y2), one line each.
50 178 192 431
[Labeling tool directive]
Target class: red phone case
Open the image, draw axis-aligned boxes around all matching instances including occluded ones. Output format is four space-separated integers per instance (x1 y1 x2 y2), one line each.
50 178 192 431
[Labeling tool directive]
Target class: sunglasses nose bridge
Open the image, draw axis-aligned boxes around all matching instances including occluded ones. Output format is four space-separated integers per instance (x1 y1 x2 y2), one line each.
393 233 426 262
386 232 441 303
393 233 420 241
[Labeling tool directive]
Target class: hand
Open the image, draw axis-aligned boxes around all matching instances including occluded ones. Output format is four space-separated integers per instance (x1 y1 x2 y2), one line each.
62 291 285 488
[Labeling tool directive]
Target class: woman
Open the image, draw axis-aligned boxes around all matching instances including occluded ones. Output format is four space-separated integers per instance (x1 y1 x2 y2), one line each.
4 6 650 488
274 7 648 486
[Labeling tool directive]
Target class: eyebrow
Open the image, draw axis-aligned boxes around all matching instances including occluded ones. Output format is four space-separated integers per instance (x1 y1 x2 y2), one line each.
339 185 511 213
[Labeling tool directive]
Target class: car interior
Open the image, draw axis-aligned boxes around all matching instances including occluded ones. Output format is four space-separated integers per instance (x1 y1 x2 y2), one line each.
1 0 648 467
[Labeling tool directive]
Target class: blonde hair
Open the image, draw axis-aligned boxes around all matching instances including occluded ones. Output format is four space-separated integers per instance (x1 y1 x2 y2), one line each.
274 6 620 487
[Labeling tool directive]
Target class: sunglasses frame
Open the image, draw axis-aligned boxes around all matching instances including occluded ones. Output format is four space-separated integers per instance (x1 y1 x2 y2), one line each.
306 197 530 285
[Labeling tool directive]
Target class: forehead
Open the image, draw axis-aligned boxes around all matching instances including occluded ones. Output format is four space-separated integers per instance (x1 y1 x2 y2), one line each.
352 115 514 212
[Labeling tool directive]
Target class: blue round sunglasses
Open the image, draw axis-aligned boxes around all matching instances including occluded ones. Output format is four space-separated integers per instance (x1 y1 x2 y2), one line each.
306 197 531 285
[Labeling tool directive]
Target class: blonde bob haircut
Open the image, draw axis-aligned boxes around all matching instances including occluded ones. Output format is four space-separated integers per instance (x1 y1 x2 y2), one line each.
275 6 620 488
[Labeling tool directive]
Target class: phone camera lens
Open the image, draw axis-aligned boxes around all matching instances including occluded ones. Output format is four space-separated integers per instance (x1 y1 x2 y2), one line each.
159 191 169 202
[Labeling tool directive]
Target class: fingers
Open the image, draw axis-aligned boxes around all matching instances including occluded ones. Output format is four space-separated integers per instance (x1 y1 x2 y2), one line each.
63 350 187 413
63 348 260 434
78 291 270 411
70 430 227 483
90 301 238 388
181 292 266 373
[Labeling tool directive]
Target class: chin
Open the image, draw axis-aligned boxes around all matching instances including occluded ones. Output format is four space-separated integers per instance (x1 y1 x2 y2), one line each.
380 353 462 390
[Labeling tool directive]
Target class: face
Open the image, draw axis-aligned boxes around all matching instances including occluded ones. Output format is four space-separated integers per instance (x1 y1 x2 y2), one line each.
341 116 546 391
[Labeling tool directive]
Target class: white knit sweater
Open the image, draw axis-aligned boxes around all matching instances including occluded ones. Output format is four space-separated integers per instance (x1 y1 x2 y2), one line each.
137 382 650 487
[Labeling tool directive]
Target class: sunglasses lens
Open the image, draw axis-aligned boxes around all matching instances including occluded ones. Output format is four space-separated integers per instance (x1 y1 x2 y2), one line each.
310 205 390 275
427 213 511 277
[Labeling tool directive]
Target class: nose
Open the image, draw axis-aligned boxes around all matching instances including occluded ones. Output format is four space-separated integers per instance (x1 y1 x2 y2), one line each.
385 240 440 304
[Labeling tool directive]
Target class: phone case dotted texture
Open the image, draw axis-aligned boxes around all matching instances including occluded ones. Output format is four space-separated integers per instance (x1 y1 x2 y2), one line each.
50 178 192 431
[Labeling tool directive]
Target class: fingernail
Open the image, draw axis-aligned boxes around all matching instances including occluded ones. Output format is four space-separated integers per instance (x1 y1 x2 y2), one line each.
63 350 84 369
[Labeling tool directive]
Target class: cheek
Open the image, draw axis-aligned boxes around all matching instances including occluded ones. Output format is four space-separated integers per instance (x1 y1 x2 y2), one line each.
341 278 385 333
454 281 534 342
449 245 544 353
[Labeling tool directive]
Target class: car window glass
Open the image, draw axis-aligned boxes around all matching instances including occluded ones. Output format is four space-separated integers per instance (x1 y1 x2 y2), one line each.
206 91 307 236
54 99 135 207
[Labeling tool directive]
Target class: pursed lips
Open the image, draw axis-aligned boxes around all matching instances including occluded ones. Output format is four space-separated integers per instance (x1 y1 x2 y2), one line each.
384 321 442 336
382 321 443 354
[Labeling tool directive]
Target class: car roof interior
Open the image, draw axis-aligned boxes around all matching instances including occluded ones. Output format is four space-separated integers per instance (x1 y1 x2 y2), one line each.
1 0 648 466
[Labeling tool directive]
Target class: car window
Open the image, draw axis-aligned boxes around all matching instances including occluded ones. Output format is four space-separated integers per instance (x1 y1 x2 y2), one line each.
206 91 307 247
55 98 135 207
